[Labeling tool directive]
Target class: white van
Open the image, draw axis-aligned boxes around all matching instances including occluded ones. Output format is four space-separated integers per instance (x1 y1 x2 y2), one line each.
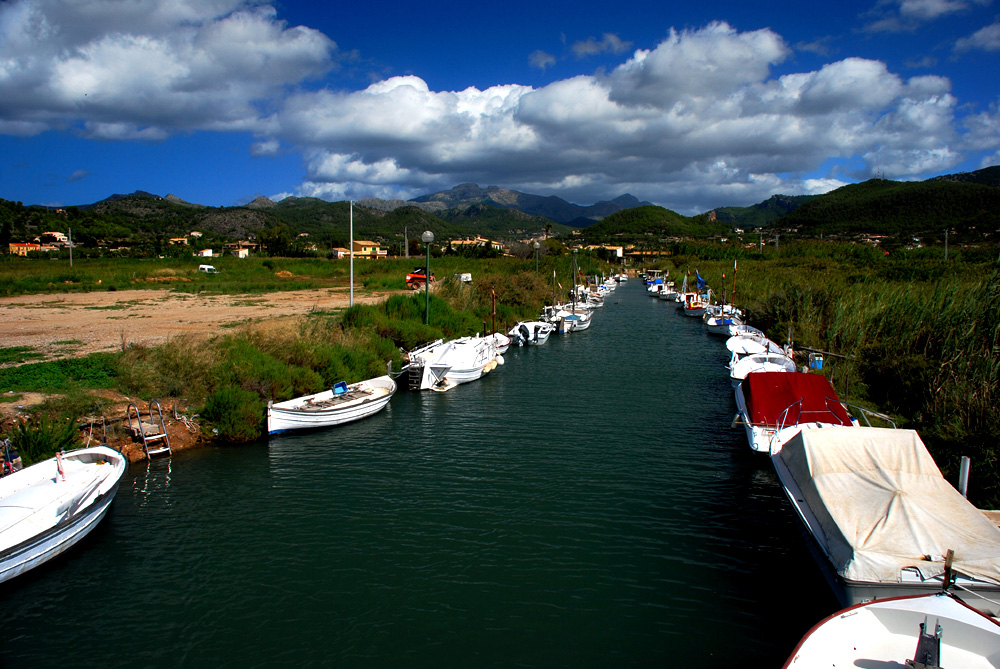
198 264 219 274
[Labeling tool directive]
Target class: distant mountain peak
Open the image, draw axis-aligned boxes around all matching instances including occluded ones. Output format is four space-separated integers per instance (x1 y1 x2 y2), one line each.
246 196 276 209
410 183 653 224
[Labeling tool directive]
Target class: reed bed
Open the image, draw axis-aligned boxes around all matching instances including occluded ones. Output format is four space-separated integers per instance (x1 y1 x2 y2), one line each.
670 243 1000 506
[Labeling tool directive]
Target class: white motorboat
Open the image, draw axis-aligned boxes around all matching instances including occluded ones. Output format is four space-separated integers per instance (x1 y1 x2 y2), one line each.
541 305 594 333
773 427 1000 615
0 445 127 584
733 371 854 453
784 592 1000 668
658 282 679 301
405 336 503 392
729 352 795 386
508 321 554 346
267 375 397 434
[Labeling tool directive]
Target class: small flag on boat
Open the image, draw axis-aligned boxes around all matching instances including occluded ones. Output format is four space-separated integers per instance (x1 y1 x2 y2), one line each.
695 270 706 290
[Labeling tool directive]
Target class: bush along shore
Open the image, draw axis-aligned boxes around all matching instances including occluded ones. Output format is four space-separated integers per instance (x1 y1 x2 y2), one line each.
2 245 999 507
0 265 571 463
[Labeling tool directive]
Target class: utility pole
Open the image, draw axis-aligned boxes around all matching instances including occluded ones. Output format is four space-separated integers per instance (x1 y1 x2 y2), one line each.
945 228 949 261
349 201 354 307
404 226 409 258
68 226 73 267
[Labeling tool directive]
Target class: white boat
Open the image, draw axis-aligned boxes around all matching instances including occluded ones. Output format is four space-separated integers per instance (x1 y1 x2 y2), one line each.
734 371 854 453
266 375 397 434
784 592 1000 668
705 314 742 336
729 352 795 385
0 445 127 584
681 294 709 317
773 427 1000 615
405 336 503 392
508 321 554 346
658 282 678 301
486 332 511 354
541 305 594 333
726 332 785 357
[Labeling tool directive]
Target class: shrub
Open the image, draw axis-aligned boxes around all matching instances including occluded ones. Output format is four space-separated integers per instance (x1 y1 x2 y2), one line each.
8 416 81 465
201 386 264 443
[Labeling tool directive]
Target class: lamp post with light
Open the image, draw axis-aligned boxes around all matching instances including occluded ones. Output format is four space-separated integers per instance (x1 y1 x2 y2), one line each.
534 241 540 275
422 230 434 325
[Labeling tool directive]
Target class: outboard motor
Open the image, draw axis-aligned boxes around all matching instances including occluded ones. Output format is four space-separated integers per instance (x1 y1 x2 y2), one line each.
519 324 530 346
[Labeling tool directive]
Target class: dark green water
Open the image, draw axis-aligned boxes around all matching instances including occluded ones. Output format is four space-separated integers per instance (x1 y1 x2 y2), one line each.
1 282 840 667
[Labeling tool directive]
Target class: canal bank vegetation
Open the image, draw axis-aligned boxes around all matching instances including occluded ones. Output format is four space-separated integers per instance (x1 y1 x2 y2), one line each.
0 258 571 455
666 240 1000 507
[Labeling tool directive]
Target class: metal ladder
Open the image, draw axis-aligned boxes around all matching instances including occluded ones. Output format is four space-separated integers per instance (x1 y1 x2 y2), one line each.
127 400 172 458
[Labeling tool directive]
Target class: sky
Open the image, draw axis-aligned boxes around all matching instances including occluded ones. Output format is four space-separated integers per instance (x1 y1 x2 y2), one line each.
0 0 998 215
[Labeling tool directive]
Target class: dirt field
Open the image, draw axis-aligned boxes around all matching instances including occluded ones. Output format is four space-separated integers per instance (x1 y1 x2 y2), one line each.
1 287 397 460
1 287 392 360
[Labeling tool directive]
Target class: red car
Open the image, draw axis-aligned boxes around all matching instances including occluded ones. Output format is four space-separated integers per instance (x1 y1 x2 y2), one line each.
405 267 435 290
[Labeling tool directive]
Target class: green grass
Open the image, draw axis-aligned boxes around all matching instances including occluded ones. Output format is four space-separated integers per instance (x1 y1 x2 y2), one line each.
0 353 119 392
0 346 44 365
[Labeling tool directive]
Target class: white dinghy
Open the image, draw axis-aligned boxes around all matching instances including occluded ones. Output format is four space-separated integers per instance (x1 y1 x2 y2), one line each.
0 445 127 584
267 375 397 435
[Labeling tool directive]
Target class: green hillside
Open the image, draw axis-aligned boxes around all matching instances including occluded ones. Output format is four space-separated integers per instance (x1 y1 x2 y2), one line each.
774 179 1000 238
710 194 816 228
580 205 728 243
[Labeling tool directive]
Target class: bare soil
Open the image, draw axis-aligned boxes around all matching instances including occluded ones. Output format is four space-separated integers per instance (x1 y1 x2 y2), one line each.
0 287 394 461
1 287 390 359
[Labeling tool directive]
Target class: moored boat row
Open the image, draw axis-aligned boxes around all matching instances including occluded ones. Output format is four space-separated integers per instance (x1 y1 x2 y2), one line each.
648 267 1000 664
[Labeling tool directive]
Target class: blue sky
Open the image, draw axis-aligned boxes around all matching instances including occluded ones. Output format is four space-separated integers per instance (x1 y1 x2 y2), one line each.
1 0 998 214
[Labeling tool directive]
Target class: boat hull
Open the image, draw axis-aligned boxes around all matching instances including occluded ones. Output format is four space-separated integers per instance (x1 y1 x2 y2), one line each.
267 376 396 434
0 446 126 584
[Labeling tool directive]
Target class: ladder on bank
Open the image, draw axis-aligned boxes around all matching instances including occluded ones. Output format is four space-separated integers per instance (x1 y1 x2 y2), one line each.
127 400 172 458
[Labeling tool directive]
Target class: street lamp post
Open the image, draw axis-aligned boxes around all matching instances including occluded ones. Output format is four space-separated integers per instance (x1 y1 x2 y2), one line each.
422 230 434 324
534 241 540 275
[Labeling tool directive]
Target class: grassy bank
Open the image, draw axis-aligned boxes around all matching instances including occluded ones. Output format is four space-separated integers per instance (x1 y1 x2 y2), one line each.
0 262 570 459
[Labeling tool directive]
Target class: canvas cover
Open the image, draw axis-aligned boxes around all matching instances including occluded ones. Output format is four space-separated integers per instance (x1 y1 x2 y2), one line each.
744 372 852 427
778 427 1000 585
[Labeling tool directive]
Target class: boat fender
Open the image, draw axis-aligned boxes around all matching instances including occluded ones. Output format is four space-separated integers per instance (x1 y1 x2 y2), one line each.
496 355 504 366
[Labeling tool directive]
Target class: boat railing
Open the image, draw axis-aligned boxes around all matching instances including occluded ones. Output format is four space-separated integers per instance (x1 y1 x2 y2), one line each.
769 396 855 454
841 402 897 429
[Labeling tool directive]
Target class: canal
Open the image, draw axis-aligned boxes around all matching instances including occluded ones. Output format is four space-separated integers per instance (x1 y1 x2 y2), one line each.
1 281 840 667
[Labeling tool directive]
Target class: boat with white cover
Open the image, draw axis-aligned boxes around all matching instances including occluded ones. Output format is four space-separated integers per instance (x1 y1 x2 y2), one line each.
734 371 854 453
772 427 1000 615
267 375 397 434
405 336 503 392
0 445 126 584
508 321 554 346
784 592 1000 668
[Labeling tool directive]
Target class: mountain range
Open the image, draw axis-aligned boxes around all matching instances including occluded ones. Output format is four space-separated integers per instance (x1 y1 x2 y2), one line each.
8 165 997 248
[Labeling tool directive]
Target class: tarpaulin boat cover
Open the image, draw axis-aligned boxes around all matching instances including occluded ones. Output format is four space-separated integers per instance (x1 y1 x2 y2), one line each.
744 372 852 427
778 427 1000 585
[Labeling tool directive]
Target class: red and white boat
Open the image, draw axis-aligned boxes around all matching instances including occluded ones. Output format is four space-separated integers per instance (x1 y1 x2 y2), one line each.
734 371 854 453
